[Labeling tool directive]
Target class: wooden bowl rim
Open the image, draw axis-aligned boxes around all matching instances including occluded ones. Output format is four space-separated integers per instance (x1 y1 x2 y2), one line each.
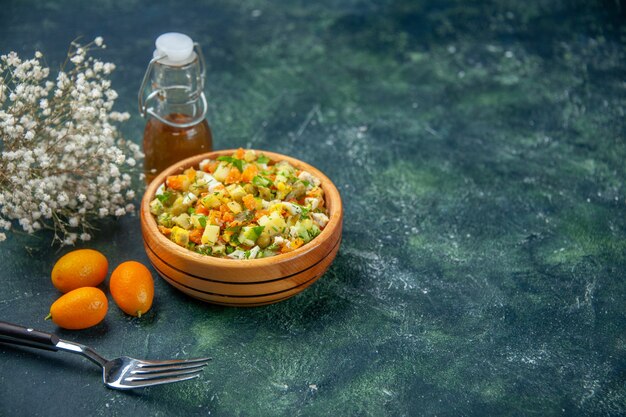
141 149 343 269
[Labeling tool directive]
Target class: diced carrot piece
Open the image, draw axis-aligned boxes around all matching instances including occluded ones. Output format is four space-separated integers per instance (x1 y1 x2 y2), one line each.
225 168 241 184
222 212 234 223
165 175 186 191
235 148 245 159
195 203 209 215
208 210 221 225
186 167 196 181
242 194 257 211
203 161 219 173
189 229 203 244
281 238 304 253
158 225 172 236
241 164 258 183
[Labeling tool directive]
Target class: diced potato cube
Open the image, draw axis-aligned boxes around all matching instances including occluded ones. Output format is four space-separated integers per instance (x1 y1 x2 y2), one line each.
212 245 225 255
157 213 173 228
189 178 209 195
169 196 187 216
149 198 164 215
227 201 242 214
244 150 256 162
173 213 191 229
200 194 221 209
213 162 230 182
265 212 286 236
226 184 247 201
201 224 220 245
190 214 206 229
182 192 197 206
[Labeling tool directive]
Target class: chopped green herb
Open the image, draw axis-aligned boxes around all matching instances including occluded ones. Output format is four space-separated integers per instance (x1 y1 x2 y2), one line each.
187 207 196 214
252 225 265 237
226 246 235 254
156 192 172 203
198 216 207 228
257 154 270 164
252 175 273 188
217 156 244 172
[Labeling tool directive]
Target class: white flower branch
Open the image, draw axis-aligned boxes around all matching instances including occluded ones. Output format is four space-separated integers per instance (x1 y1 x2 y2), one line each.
0 37 143 245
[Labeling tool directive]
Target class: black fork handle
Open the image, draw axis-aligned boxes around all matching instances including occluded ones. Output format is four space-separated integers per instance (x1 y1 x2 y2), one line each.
0 321 60 351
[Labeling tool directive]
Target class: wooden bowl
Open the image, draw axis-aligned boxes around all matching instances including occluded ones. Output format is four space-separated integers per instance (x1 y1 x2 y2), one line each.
140 149 343 307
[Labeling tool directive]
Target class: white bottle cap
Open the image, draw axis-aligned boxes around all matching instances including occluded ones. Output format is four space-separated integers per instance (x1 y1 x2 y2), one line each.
154 32 195 65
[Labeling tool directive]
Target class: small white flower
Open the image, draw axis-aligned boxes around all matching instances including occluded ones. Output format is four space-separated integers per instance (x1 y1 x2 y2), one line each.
70 54 84 64
57 192 69 206
0 43 142 246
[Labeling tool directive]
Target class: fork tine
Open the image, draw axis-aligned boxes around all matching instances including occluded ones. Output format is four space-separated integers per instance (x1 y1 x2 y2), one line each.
122 372 202 388
127 366 206 382
132 361 209 374
136 357 212 367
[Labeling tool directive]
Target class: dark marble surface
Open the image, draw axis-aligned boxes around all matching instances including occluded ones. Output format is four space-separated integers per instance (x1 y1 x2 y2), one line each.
1 1 625 416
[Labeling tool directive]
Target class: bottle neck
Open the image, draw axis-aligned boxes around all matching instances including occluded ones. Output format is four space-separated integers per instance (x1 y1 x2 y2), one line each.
150 58 206 126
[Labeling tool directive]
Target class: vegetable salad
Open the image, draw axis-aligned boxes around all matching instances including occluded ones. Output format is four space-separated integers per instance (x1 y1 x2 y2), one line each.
149 149 329 259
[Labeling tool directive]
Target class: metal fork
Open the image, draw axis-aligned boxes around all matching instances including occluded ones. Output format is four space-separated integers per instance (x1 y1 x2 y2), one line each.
0 321 210 390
